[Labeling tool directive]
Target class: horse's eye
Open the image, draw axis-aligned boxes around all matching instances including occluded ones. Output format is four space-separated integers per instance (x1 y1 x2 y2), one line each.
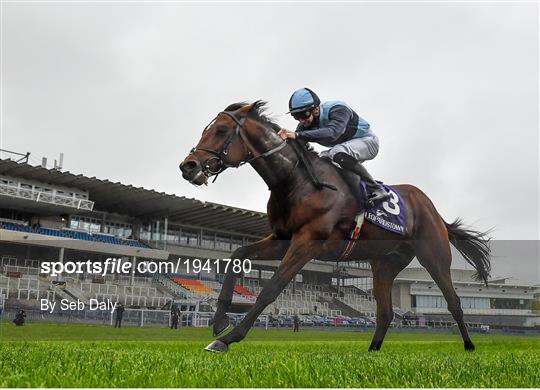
216 127 228 136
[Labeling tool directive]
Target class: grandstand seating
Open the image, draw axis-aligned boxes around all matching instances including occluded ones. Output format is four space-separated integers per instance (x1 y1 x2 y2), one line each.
1 255 174 308
77 277 172 308
234 284 256 297
0 253 375 316
172 277 214 294
153 274 190 299
258 282 376 317
164 274 257 303
0 221 148 248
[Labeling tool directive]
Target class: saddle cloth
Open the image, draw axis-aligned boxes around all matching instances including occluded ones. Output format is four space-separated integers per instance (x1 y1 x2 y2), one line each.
364 184 406 235
341 183 407 259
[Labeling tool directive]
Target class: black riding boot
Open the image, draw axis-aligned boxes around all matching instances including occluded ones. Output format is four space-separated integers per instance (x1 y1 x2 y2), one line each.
352 162 390 206
333 152 390 206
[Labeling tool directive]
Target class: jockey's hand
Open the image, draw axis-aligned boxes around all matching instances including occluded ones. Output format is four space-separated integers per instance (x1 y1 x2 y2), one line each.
278 128 297 140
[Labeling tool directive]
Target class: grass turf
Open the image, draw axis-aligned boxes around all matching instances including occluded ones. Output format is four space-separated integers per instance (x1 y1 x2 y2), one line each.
1 322 539 387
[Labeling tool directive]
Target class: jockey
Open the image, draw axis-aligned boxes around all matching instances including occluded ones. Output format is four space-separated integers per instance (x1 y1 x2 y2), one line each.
278 87 390 205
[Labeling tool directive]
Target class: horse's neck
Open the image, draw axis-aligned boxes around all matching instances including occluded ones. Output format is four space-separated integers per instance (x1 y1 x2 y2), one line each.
245 123 345 199
246 124 299 189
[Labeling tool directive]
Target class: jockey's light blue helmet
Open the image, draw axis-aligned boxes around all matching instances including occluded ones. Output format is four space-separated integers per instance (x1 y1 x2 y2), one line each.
288 88 321 114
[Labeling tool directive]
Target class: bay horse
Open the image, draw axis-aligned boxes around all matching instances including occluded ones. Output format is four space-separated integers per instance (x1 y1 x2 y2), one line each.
179 101 491 353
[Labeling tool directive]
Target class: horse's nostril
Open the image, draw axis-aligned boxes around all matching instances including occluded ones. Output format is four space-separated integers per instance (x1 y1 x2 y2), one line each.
180 160 197 173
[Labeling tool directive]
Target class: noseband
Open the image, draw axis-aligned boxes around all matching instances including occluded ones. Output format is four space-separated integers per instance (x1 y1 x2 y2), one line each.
188 111 287 183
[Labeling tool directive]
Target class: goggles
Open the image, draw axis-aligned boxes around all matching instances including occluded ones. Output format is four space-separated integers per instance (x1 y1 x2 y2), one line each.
291 110 312 121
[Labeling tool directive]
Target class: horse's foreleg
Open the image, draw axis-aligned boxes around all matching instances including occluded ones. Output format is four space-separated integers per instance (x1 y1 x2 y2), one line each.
213 235 290 336
368 252 412 351
206 233 316 352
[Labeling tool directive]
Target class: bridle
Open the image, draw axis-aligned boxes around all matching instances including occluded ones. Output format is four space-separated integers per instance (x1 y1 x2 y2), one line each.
188 111 287 184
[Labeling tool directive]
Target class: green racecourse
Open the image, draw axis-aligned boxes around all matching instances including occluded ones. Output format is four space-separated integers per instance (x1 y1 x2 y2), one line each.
0 322 539 387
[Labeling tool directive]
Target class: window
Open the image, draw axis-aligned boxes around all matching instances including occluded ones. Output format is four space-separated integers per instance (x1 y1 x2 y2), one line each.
34 186 53 194
415 295 490 309
231 236 243 250
343 277 373 291
19 183 32 196
461 297 490 309
163 227 178 242
139 225 151 241
180 229 199 246
201 233 215 249
104 221 133 237
0 178 16 187
216 235 231 251
416 295 445 308
490 298 528 310
56 190 73 198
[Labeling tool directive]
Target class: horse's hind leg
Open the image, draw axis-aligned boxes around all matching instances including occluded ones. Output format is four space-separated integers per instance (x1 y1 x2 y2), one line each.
415 231 475 351
369 250 414 351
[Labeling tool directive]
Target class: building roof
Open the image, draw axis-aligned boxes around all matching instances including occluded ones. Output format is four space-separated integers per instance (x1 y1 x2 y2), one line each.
0 158 271 237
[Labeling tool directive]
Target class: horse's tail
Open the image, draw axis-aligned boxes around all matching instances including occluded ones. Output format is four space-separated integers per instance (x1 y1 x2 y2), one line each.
445 218 492 286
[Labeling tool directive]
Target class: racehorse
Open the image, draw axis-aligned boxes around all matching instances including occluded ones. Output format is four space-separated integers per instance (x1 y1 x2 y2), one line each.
179 101 491 353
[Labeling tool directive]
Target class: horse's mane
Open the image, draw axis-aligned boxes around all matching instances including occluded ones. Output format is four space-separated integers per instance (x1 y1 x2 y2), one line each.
223 101 318 156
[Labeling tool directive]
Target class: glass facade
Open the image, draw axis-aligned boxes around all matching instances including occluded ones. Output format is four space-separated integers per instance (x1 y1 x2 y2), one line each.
341 277 374 292
201 233 215 249
490 297 531 310
69 216 257 250
104 221 132 238
70 216 133 237
413 295 531 310
70 216 101 233
414 295 490 309
179 229 200 246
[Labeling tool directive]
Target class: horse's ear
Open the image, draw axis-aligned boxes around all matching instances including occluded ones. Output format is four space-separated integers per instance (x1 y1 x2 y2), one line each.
236 102 257 115
242 100 266 115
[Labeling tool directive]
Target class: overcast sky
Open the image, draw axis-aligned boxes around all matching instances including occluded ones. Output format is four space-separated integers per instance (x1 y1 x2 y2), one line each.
1 2 538 283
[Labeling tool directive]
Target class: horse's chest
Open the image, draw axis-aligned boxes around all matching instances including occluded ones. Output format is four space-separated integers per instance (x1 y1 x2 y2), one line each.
270 217 292 239
269 209 313 238
267 195 327 237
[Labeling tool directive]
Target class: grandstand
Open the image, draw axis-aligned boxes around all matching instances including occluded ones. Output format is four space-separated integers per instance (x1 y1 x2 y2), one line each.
1 221 148 248
0 156 539 329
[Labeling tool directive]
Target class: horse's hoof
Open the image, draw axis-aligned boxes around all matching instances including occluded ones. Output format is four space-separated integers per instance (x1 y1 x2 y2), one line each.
464 341 475 351
204 340 228 353
368 341 382 352
213 317 230 337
